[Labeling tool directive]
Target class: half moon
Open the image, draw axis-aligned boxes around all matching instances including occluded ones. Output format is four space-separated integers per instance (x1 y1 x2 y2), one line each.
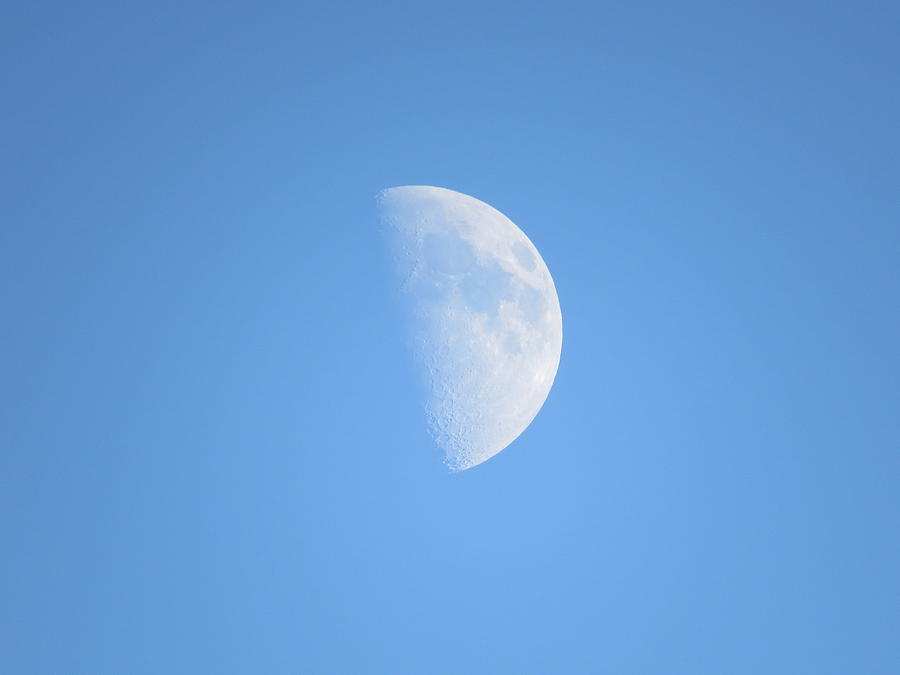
378 186 563 471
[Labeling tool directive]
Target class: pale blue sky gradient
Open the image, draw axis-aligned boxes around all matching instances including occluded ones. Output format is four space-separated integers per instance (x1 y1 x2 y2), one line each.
3 2 899 673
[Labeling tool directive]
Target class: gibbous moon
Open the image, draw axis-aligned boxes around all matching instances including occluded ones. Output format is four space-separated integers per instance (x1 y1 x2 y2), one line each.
378 186 563 471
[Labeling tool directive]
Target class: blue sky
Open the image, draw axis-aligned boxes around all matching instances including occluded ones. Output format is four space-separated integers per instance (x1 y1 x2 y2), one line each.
3 1 899 673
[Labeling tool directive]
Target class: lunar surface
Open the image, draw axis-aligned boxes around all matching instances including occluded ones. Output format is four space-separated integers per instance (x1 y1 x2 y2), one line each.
378 186 563 471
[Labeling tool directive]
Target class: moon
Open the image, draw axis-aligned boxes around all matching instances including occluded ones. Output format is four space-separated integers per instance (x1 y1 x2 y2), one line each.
378 186 563 471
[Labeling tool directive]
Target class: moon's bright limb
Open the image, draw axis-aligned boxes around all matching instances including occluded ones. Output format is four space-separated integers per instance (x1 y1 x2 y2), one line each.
378 186 563 471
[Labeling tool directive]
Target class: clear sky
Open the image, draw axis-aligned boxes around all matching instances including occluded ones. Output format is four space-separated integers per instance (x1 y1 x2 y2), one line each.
3 2 899 673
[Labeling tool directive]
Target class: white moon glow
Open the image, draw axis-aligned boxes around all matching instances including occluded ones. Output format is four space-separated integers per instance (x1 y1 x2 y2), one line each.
378 186 563 471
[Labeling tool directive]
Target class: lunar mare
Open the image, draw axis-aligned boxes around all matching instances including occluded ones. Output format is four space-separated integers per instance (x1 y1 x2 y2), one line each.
378 186 562 471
